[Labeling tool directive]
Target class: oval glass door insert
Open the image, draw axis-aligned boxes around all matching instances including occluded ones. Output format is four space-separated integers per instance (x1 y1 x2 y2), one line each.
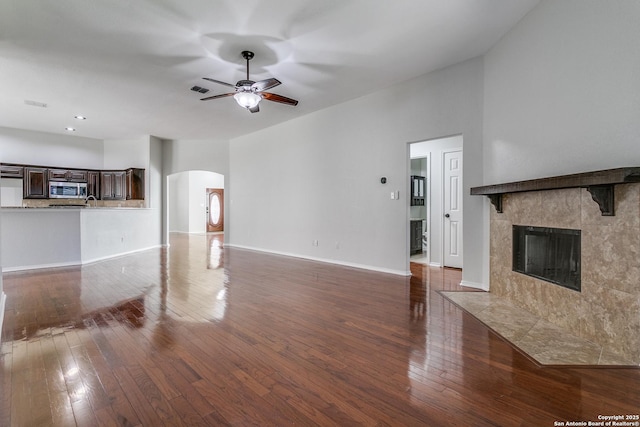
209 193 221 225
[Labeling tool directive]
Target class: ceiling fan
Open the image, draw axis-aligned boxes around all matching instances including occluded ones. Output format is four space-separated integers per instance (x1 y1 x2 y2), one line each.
200 50 298 113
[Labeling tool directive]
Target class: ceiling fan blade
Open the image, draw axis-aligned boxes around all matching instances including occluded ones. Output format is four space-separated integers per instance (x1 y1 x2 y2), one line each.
202 77 237 88
200 92 235 101
261 92 299 106
252 78 281 92
249 104 260 113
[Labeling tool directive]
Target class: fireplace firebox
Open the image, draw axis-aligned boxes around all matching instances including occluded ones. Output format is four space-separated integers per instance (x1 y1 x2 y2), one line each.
512 225 581 291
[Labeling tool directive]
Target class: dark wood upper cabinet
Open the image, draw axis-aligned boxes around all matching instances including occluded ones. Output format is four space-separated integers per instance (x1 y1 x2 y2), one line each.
87 171 100 199
2 162 144 202
48 168 88 183
100 171 127 200
0 164 25 179
24 167 48 199
126 168 145 200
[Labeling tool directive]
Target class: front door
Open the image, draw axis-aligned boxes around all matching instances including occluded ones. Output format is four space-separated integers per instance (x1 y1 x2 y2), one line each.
206 188 224 232
443 150 462 268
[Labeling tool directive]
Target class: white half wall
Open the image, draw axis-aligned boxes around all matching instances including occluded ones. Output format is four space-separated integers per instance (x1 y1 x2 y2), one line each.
1 209 82 270
79 208 161 263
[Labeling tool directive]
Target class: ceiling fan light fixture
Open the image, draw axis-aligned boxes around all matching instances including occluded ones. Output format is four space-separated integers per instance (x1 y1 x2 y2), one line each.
233 91 261 109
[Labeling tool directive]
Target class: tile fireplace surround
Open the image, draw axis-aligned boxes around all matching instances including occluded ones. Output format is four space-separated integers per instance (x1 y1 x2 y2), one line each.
474 169 640 365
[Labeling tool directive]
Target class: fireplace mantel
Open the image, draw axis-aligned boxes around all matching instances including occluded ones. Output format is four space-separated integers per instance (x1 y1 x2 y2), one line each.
470 167 640 216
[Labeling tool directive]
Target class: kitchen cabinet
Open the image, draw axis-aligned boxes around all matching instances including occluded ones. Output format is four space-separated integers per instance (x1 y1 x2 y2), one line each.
410 220 423 255
24 167 48 199
87 171 100 199
0 164 24 178
411 176 425 206
48 168 88 183
100 171 126 200
126 168 145 200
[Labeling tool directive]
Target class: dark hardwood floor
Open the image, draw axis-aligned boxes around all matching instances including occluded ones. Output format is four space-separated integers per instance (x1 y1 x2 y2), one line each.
1 233 638 426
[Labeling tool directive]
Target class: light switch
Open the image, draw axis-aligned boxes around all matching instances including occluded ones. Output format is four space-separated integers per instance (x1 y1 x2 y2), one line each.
390 191 395 200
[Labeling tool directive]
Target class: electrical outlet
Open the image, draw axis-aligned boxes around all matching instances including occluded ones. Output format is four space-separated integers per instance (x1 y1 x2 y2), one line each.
312 239 319 246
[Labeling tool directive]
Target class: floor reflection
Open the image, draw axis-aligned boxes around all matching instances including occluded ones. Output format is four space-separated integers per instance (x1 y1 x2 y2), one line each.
207 232 224 269
1 233 228 346
2 235 638 425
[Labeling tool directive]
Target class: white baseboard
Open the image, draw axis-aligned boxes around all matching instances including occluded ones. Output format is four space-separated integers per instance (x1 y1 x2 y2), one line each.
460 280 489 291
2 245 163 273
81 244 162 265
225 244 411 276
0 291 6 342
3 260 81 273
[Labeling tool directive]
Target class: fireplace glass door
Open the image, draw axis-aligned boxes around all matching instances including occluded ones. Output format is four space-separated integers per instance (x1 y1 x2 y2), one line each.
512 225 581 291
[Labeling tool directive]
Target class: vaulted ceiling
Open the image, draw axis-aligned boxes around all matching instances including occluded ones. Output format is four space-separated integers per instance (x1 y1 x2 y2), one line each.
0 0 538 141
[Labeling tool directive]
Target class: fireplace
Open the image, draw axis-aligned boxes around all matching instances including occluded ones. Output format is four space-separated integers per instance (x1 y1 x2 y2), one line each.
471 168 640 364
512 225 580 291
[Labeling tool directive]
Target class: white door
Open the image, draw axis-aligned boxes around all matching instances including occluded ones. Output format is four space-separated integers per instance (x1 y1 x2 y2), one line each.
443 150 463 268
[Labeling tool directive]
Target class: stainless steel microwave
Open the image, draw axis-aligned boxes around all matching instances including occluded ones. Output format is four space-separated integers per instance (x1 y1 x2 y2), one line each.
49 181 88 198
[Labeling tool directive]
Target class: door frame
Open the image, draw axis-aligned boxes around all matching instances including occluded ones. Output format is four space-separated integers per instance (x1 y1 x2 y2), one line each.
408 135 463 271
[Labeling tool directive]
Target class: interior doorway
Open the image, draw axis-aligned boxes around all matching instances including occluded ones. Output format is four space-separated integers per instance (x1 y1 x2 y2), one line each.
167 170 224 234
409 135 463 268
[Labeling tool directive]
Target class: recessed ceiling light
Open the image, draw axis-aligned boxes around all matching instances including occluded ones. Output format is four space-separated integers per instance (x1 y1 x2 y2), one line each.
74 115 87 120
65 127 76 132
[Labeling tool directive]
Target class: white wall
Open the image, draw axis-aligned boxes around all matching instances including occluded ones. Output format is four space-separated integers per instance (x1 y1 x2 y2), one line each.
483 0 640 184
148 135 164 241
168 173 189 232
0 126 103 168
103 138 149 169
0 195 5 335
229 57 485 280
162 139 229 175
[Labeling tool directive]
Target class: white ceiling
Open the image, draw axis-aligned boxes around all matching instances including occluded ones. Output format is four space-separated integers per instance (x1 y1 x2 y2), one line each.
0 0 539 141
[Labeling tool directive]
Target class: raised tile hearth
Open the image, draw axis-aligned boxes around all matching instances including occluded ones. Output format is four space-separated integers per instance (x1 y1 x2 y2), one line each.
441 291 635 365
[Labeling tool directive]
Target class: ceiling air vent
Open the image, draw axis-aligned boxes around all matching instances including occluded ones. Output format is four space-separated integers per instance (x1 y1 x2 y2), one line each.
24 100 48 108
190 86 209 94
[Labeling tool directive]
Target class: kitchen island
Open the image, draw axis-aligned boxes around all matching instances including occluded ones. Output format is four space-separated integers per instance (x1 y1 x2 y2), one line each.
1 206 161 271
